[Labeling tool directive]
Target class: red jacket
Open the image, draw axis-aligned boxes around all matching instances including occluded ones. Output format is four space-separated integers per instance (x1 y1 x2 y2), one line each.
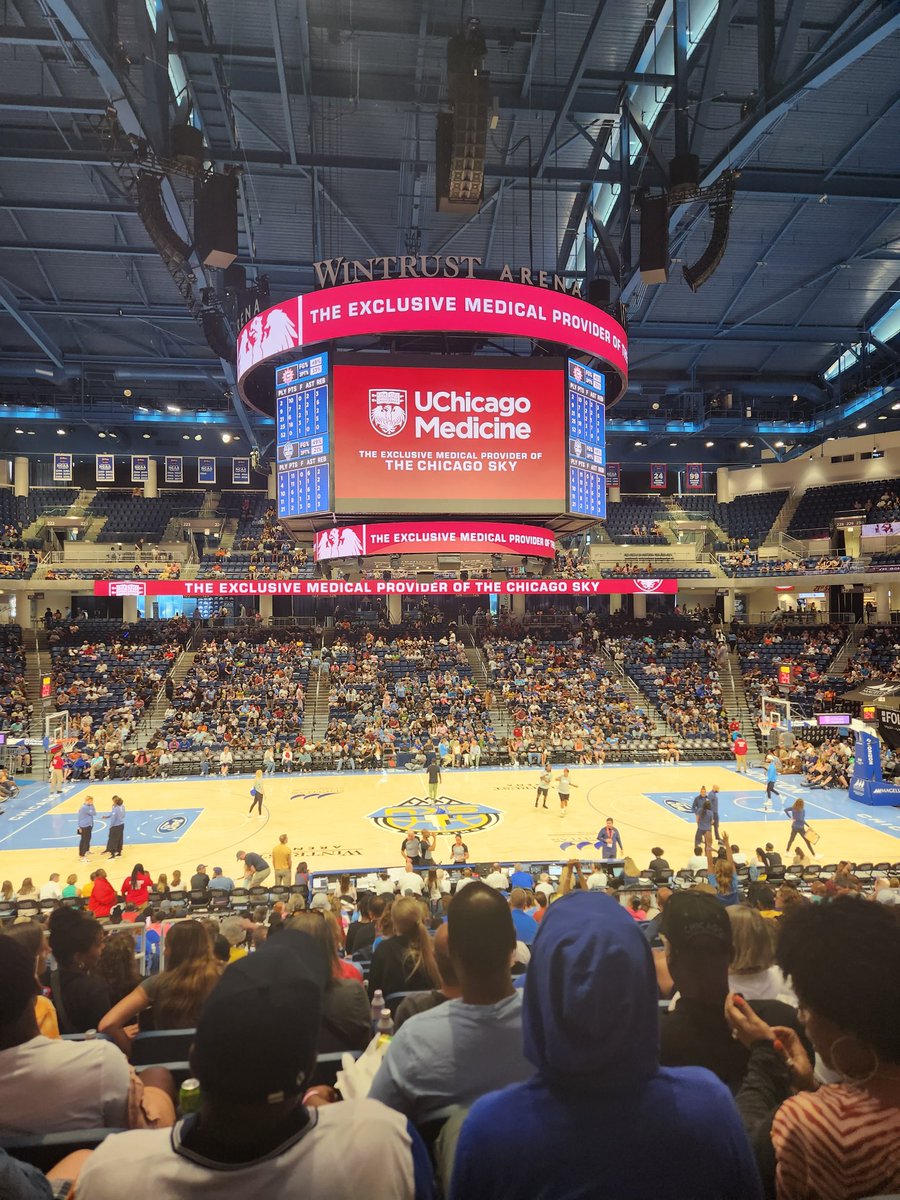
121 872 152 907
88 876 118 918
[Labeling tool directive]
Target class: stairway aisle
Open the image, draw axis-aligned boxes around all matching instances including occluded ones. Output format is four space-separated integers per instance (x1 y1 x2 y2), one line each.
719 651 760 756
464 645 512 740
300 664 332 744
141 650 196 739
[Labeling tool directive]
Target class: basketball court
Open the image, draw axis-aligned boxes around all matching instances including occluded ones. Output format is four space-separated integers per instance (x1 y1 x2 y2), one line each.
1 762 898 887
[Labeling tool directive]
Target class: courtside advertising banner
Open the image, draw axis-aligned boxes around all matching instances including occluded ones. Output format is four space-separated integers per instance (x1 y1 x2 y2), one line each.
94 577 677 598
131 455 149 483
164 456 183 484
650 463 667 490
332 362 565 514
95 454 115 483
313 521 557 561
237 278 629 399
232 457 250 485
686 463 704 490
198 457 216 485
53 453 73 482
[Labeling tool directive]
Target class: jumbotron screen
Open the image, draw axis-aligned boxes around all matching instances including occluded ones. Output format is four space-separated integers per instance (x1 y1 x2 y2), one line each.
331 359 566 516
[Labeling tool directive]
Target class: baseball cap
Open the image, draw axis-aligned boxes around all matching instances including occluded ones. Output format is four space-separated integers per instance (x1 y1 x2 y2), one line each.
659 891 732 952
196 864 206 872
310 891 330 911
191 930 327 1103
0 937 38 1026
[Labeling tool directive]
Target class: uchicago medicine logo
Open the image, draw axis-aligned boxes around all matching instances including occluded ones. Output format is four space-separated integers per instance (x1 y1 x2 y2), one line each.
369 389 408 436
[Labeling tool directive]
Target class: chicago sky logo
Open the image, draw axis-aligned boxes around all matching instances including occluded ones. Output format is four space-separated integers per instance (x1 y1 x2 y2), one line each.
368 795 501 834
635 579 665 592
157 816 187 834
369 388 408 436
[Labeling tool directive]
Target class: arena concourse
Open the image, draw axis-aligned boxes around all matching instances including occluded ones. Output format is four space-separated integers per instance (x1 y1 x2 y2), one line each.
1 3 900 1198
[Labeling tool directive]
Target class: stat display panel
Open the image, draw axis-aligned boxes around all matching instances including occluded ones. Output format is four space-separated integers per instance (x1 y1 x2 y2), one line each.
275 353 331 519
566 358 606 519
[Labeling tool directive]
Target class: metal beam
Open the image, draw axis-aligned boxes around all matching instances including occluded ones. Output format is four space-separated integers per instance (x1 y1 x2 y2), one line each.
0 93 107 113
268 0 298 166
634 322 862 344
535 0 611 178
690 0 733 160
771 0 810 85
0 199 137 216
0 278 65 368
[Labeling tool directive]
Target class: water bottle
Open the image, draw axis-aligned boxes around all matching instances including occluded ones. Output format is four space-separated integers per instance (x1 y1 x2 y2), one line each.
371 988 385 1028
376 1008 394 1045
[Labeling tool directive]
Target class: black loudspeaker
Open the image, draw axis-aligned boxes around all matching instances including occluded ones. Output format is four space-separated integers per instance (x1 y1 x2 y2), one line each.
383 569 392 581
639 195 669 285
460 569 469 581
196 173 238 269
587 278 611 308
136 171 191 265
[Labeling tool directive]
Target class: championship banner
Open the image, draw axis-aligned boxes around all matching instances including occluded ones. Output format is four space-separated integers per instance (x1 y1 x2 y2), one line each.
53 453 73 482
198 457 216 484
131 455 149 483
232 457 250 485
649 464 667 490
164 456 183 484
314 521 557 562
237 278 629 398
95 454 115 483
94 577 678 598
606 462 621 488
686 463 703 491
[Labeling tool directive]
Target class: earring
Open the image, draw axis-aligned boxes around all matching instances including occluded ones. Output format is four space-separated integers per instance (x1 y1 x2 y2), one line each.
829 1035 880 1087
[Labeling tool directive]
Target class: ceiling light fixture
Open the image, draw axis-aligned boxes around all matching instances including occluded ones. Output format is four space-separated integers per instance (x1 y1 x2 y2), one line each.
856 421 867 429
222 433 232 444
705 440 714 448
56 429 66 435
774 440 785 448
166 405 181 414
98 431 106 438
123 388 132 398
142 432 151 439
739 440 751 448
194 434 202 441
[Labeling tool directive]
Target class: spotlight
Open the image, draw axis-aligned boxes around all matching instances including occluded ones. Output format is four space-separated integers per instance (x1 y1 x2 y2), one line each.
222 433 232 444
774 440 785 448
166 405 181 414
56 429 66 436
123 388 132 398
14 427 23 434
705 440 714 448
98 431 106 438
669 441 678 447
194 434 202 441
856 421 867 429
892 402 900 411
142 433 151 439
182 434 190 441
651 402 660 411
682 171 737 292
739 441 751 448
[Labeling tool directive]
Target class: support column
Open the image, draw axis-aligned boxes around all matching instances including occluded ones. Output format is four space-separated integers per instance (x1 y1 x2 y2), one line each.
608 483 621 504
143 458 158 499
633 593 647 619
876 582 891 623
268 462 277 500
721 589 735 623
716 466 730 504
609 593 622 616
258 594 273 624
387 595 402 625
122 595 138 623
511 594 526 619
13 456 28 499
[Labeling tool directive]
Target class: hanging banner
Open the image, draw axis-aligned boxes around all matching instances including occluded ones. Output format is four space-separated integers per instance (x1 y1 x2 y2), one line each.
778 663 793 688
131 455 149 483
232 457 250 485
606 462 621 488
685 463 704 491
198 457 216 484
95 454 115 483
649 464 667 490
53 453 73 483
878 708 900 750
164 456 183 484
94 576 679 598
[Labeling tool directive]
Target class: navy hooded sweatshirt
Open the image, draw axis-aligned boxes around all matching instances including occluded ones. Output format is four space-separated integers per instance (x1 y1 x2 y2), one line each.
450 891 762 1200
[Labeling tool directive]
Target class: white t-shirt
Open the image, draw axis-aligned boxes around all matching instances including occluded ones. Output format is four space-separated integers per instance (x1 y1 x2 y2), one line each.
586 871 608 890
399 872 425 895
686 854 707 871
484 871 509 890
534 881 554 898
39 881 62 900
76 1100 421 1200
0 1035 129 1134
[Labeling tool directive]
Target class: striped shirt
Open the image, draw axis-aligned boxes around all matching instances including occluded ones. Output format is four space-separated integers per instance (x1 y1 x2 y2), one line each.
772 1083 900 1200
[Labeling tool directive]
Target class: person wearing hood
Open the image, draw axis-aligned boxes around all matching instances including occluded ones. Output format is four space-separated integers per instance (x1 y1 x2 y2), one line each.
450 891 762 1200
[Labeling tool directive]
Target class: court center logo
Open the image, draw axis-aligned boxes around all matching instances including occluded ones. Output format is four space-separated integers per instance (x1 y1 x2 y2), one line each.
368 795 501 834
369 388 408 436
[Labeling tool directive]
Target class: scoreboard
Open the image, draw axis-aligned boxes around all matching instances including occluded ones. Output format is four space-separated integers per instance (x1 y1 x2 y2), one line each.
566 358 606 520
275 352 331 519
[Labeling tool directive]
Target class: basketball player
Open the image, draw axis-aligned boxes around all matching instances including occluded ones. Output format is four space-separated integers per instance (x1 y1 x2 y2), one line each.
535 766 553 809
248 769 265 816
555 768 578 817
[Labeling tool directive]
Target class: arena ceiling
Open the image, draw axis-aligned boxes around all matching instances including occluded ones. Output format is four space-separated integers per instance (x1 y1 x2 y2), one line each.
0 0 899 467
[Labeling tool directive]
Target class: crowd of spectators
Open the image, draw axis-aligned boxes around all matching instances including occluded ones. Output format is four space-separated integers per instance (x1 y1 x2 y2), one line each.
1 843 898 1200
620 633 730 744
484 629 655 762
0 625 30 737
736 625 846 715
